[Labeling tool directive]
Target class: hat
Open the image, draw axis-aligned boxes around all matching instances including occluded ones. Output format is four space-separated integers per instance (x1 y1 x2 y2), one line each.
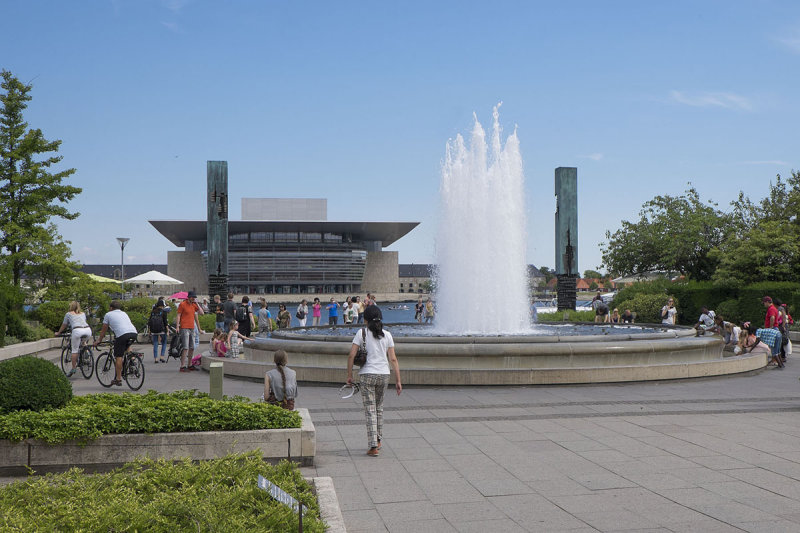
363 305 383 322
762 296 772 303
188 290 197 299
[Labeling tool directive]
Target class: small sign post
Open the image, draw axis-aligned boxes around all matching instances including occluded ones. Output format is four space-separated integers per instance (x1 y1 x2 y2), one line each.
258 475 303 532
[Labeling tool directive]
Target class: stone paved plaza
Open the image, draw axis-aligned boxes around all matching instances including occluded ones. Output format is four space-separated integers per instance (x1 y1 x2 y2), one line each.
28 350 800 531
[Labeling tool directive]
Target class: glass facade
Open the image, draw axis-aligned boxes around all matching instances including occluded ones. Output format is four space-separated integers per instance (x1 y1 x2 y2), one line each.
202 230 368 294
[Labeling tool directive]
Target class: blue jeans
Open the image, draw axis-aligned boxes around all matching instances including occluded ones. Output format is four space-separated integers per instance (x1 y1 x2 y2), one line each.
216 321 225 331
152 332 167 359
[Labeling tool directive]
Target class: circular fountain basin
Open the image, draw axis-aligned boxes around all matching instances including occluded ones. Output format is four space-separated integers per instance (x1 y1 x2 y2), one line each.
206 323 767 385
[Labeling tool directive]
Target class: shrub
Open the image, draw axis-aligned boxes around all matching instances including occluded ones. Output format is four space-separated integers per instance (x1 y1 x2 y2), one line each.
715 299 743 324
0 390 301 443
31 300 70 331
199 313 216 331
0 356 72 414
623 294 676 324
0 452 325 532
126 311 147 332
537 310 595 322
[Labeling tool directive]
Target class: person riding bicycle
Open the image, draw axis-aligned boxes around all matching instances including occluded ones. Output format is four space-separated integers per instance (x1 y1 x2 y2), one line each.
53 300 93 377
93 300 138 386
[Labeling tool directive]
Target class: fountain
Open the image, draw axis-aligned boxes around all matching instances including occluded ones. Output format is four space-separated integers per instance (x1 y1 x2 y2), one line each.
212 109 765 384
435 105 530 334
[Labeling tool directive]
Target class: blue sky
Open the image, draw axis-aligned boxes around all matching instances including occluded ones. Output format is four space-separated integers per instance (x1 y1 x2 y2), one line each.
3 0 799 274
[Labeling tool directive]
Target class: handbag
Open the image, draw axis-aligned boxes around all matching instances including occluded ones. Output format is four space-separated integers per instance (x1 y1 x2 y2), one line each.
353 327 367 367
266 389 295 410
296 309 305 319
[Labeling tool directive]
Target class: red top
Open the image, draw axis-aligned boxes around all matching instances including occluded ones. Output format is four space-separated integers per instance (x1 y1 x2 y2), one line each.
177 300 200 329
765 304 779 328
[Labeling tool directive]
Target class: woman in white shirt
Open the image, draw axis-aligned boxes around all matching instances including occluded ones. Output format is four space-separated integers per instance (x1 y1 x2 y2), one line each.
346 305 402 457
54 301 93 377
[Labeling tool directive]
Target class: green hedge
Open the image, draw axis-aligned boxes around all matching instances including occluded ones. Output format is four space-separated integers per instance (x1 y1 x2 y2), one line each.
0 452 324 532
31 300 70 331
0 390 301 444
537 310 595 322
0 356 73 414
612 280 800 325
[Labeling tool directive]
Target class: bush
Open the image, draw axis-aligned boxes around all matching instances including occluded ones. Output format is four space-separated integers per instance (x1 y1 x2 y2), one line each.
31 300 70 331
0 390 301 443
199 313 216 331
537 310 595 322
126 311 147 332
715 299 742 324
0 356 72 414
0 452 325 532
622 294 676 324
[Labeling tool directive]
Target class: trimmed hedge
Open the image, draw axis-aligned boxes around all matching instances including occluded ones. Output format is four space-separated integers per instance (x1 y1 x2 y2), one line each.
0 452 325 532
612 280 800 325
0 390 301 444
0 356 73 414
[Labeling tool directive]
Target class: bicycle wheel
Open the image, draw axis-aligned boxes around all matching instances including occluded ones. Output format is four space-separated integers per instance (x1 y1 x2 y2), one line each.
95 352 114 387
60 344 71 374
124 354 145 391
79 346 94 379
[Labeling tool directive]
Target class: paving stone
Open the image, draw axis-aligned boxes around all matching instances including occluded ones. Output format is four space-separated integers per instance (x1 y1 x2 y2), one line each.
448 518 528 532
410 470 484 504
374 500 443 523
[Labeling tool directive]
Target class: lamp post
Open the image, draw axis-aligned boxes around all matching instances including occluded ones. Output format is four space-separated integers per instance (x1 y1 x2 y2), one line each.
117 237 130 300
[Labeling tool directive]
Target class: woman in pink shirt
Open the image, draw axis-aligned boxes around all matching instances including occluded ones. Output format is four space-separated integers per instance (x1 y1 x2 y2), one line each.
312 297 322 326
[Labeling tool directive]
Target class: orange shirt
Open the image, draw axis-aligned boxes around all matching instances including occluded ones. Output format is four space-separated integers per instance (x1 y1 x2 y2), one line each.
177 301 199 329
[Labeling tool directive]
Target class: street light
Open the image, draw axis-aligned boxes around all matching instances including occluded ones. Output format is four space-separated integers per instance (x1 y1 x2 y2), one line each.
117 237 130 300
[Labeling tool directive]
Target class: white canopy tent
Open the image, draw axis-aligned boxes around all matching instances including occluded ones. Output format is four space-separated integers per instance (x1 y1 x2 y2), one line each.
124 270 183 287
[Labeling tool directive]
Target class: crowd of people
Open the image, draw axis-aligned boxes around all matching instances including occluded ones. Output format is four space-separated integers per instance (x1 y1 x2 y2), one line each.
683 296 791 369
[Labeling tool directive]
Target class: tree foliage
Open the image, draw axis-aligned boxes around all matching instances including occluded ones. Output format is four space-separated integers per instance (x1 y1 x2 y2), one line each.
601 186 729 280
0 70 81 287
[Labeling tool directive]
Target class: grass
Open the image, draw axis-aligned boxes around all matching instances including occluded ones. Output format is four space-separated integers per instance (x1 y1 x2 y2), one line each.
0 390 301 444
0 452 324 532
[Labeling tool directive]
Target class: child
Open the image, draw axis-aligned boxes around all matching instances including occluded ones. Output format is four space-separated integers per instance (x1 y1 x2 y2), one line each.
211 328 228 358
227 320 253 359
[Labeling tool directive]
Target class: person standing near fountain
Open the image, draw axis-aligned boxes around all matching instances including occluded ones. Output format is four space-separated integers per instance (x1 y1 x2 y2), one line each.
346 305 402 457
295 299 308 327
326 297 340 326
661 298 677 325
415 297 424 323
311 297 321 326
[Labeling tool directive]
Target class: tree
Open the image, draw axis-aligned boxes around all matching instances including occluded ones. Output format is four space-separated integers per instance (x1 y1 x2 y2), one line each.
583 269 603 279
0 70 81 287
538 266 556 283
601 186 730 280
711 220 800 285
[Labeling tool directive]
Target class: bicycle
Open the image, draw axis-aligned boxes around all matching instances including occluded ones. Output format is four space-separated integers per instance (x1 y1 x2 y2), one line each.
95 336 146 390
59 330 96 379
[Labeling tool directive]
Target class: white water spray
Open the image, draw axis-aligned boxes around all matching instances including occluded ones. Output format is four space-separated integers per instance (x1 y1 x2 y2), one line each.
434 105 531 334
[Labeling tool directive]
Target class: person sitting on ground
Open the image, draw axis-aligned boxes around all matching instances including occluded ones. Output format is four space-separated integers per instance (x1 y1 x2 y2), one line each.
226 320 253 359
93 300 138 386
54 301 93 377
609 308 621 324
621 309 635 323
694 307 717 336
263 349 297 410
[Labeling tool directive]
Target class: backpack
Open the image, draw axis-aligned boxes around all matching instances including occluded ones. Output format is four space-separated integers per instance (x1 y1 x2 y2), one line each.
168 332 183 357
147 310 164 334
235 304 248 322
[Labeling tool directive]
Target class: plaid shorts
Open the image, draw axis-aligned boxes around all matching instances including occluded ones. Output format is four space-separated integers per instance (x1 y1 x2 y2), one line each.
359 373 389 449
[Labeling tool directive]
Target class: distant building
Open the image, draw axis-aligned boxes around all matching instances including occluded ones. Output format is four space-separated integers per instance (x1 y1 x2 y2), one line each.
398 264 546 295
150 197 419 295
398 264 434 294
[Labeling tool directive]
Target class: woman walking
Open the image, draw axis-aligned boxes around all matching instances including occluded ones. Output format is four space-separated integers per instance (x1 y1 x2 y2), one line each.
296 299 308 327
347 305 402 457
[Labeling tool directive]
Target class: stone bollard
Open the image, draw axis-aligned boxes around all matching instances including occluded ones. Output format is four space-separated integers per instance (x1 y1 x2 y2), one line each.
209 362 223 400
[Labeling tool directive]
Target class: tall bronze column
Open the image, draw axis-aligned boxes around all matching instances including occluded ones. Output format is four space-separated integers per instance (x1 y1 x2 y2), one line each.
555 167 578 311
207 161 228 297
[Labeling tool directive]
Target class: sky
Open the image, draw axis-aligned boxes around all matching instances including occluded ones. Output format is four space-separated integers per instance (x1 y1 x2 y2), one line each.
3 0 799 274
